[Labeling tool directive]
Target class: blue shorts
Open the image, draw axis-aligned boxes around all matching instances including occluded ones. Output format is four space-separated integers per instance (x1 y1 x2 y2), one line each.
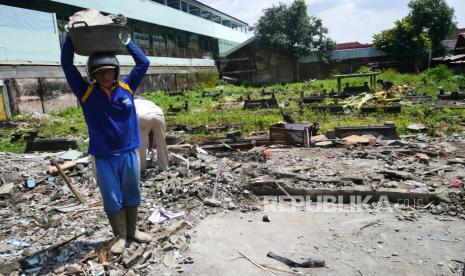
94 150 141 214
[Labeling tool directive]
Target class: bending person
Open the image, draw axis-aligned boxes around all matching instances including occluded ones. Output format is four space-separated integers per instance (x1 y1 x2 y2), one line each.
135 97 169 172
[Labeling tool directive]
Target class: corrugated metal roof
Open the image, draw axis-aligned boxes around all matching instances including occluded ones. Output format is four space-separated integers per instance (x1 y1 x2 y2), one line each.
299 47 386 63
441 39 457 50
336 42 373 50
220 36 256 57
187 0 248 26
445 28 465 40
433 54 465 61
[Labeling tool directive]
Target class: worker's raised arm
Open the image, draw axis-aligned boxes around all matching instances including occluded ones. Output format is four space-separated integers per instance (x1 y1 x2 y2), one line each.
123 41 150 92
60 35 89 99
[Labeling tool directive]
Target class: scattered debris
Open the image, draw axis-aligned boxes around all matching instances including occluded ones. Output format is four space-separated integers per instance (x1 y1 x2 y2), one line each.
407 123 427 132
267 251 325 268
0 183 15 197
269 123 318 147
0 130 464 274
59 149 82 161
357 220 382 236
239 252 276 276
148 206 185 224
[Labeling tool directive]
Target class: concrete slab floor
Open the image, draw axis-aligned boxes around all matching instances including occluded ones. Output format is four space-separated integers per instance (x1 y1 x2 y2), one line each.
182 204 465 276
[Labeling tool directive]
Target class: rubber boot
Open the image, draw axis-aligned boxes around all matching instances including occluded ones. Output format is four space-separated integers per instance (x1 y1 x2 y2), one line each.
126 206 152 243
107 209 127 254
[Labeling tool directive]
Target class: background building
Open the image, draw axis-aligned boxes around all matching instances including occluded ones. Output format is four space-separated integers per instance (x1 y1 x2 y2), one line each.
0 0 250 117
219 39 388 85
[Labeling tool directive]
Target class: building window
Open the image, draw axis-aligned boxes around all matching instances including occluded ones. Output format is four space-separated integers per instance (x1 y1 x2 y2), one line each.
222 20 232 28
212 14 221 24
200 9 211 20
176 31 188 48
188 4 201 17
189 34 199 50
167 0 180 9
181 1 189 12
134 28 151 49
149 0 247 33
152 33 166 48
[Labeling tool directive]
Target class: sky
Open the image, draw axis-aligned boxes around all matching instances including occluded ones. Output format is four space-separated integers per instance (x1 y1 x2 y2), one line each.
200 0 465 43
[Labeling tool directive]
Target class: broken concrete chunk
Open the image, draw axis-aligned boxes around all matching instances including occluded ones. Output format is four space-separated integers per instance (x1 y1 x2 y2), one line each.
66 264 82 274
0 261 21 275
59 149 82 161
315 141 333 148
407 123 427 131
342 135 370 144
228 202 237 210
0 183 15 197
123 246 146 268
203 198 221 207
382 181 398 188
163 252 177 268
310 134 327 144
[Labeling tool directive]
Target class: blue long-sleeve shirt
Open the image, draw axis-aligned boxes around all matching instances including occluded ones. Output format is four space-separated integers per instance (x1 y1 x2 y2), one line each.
61 35 150 157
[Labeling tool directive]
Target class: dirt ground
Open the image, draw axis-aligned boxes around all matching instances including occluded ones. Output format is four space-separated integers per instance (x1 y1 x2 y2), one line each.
185 205 465 276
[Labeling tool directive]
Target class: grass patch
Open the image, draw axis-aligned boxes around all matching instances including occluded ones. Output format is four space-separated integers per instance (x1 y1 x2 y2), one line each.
1 67 464 152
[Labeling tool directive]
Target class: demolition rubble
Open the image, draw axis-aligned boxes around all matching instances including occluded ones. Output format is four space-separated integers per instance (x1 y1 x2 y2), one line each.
0 129 464 275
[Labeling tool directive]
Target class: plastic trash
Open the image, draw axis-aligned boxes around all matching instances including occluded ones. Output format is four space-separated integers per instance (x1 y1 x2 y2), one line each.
26 179 36 188
7 239 31 247
148 206 185 224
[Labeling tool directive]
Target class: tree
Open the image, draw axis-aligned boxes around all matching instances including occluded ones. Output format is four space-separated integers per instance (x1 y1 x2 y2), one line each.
254 0 335 80
373 0 455 73
373 17 431 73
408 0 456 54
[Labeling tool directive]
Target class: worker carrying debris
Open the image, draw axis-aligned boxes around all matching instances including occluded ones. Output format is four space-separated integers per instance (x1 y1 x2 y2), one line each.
134 97 169 172
60 10 151 254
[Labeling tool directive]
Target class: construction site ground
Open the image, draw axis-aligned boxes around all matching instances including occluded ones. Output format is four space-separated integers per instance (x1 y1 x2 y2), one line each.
185 207 465 276
0 133 465 275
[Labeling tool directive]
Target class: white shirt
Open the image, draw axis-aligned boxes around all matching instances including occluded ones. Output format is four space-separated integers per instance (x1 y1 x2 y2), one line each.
134 98 164 117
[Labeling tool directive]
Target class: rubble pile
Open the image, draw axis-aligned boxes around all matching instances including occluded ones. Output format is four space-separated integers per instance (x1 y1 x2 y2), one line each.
1 132 465 275
0 149 268 275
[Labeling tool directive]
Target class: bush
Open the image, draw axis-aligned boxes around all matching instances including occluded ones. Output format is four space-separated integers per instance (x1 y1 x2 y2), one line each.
422 64 453 83
450 74 465 89
193 72 219 90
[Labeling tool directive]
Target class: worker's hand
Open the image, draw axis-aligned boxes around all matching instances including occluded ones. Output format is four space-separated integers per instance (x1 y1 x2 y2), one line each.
119 32 131 46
